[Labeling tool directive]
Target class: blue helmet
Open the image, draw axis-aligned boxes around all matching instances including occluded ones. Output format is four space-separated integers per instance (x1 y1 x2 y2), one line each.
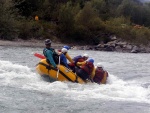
88 59 94 63
45 39 51 45
63 45 70 50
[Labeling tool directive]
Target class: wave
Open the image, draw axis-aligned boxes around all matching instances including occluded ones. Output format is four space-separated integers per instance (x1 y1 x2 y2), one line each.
0 60 149 104
0 60 41 86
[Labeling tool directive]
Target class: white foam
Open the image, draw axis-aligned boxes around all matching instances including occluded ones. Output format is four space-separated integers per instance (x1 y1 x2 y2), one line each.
0 60 40 86
0 60 149 104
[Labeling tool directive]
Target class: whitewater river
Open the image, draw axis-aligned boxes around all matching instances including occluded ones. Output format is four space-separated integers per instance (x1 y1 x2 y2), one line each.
0 46 150 113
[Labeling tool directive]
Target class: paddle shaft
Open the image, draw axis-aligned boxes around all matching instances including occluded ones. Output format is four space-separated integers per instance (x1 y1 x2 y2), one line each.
56 56 60 79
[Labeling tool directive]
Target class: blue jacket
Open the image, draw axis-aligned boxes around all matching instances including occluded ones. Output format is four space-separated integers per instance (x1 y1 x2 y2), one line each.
60 53 69 68
43 48 57 68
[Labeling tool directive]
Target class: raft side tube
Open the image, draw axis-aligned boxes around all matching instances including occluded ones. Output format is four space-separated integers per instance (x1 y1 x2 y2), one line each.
36 59 85 84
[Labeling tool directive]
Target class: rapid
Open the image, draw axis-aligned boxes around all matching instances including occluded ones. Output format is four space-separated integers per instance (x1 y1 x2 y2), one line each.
0 46 150 113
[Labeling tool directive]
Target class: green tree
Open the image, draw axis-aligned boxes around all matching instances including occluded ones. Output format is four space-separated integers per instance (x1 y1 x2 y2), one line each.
13 0 44 17
75 2 104 44
57 2 80 41
117 0 150 26
0 0 20 40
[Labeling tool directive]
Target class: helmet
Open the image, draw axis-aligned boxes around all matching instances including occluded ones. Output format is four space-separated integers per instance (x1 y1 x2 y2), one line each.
45 39 51 45
61 48 68 53
88 59 94 63
63 45 70 50
83 53 89 58
97 63 103 68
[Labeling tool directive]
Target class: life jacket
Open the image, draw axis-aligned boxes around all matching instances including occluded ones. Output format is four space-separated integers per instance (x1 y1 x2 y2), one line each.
81 62 94 75
73 55 84 65
43 48 59 64
93 68 106 84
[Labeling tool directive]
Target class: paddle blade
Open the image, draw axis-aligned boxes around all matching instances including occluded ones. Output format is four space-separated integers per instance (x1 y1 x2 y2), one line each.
34 53 45 59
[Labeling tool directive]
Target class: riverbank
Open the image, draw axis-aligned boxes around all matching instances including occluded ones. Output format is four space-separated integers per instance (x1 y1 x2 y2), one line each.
0 39 65 48
0 39 150 53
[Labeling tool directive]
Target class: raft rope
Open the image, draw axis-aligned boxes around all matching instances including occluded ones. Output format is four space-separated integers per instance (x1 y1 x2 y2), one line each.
38 62 78 83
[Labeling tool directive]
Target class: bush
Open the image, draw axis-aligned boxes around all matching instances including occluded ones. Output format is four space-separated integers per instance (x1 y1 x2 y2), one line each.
131 27 150 45
56 2 76 39
18 20 44 40
104 17 133 39
73 2 106 44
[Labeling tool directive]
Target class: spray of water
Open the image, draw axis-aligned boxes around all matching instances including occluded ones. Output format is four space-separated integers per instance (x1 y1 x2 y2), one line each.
0 60 149 104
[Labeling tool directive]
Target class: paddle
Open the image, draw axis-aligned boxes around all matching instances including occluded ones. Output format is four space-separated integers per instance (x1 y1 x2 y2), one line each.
56 55 60 79
34 53 45 59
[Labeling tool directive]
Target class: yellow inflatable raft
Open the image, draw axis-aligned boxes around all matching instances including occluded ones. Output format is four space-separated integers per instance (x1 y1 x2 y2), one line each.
36 59 85 84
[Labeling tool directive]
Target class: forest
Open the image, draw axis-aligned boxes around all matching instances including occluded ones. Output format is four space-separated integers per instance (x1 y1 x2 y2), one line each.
0 0 150 45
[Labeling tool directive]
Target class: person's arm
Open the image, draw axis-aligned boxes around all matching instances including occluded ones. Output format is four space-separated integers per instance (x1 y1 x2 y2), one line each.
46 50 57 68
65 53 74 63
87 67 95 82
76 61 86 66
61 54 69 68
90 67 96 79
100 71 108 84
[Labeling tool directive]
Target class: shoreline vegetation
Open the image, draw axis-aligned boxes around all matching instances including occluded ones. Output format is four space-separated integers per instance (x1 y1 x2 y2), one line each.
1 0 150 52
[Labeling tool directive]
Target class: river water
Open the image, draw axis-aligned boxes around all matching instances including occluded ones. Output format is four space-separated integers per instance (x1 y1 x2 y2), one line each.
0 46 150 113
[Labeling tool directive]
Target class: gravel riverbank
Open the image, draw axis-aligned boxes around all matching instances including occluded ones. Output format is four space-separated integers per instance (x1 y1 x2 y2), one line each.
0 39 65 48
